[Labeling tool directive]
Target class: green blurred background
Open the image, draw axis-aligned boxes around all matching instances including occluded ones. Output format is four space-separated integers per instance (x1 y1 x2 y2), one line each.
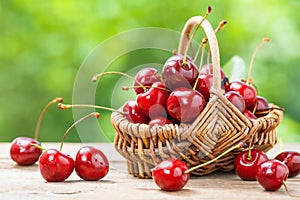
1 0 300 143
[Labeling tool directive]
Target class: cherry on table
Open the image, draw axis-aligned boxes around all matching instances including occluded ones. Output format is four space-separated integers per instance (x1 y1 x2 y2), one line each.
256 159 289 191
75 146 109 181
39 148 75 182
234 149 268 181
152 158 189 191
38 112 100 182
10 137 42 166
9 97 63 166
152 143 244 191
275 151 300 178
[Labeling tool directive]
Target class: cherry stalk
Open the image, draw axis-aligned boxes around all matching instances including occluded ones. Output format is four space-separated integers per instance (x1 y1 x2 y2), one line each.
182 6 212 66
184 142 243 174
58 103 126 115
34 97 63 140
59 112 100 152
10 97 63 166
246 38 270 84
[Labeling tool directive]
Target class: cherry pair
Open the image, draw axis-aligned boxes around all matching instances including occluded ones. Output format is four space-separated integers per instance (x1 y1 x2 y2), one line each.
38 112 109 182
234 148 300 191
39 145 109 182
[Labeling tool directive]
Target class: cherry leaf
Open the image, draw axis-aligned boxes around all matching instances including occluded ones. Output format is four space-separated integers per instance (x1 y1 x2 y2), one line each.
222 56 246 82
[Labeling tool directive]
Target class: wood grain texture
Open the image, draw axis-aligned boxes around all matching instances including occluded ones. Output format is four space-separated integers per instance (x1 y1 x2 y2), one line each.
0 143 299 200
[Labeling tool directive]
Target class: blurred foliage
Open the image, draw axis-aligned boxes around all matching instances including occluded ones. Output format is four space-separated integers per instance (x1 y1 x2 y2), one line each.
0 0 300 143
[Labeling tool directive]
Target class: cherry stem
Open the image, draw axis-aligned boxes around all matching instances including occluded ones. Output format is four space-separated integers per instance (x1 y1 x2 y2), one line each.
92 71 145 90
122 85 171 92
30 143 46 151
34 97 63 141
283 181 300 198
246 38 270 84
192 38 208 90
59 112 100 152
178 15 222 90
182 6 212 66
193 20 227 64
184 142 243 174
206 20 227 65
57 103 127 115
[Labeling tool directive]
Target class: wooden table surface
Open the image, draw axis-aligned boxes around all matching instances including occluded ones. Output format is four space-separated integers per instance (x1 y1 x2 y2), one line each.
0 142 299 200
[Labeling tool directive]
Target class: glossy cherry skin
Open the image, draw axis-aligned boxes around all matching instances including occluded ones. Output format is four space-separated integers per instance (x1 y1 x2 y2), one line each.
152 158 190 191
162 55 199 90
234 149 268 181
39 149 74 182
167 87 206 123
256 160 289 191
195 74 213 101
148 117 172 127
224 91 246 113
10 137 42 166
252 96 269 117
243 109 257 120
225 81 257 110
137 82 169 119
200 63 226 79
75 146 109 181
275 151 300 177
123 99 149 124
134 68 161 94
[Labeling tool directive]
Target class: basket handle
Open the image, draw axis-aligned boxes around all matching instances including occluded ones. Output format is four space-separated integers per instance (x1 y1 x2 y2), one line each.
178 16 221 91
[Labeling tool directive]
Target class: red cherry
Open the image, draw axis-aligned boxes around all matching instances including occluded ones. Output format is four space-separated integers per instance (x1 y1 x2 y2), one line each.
252 96 269 117
225 81 257 110
152 158 189 191
137 82 169 119
195 73 212 101
9 97 63 166
275 151 300 178
243 109 257 120
200 63 226 79
234 149 268 181
167 53 193 61
124 99 149 124
39 149 74 182
134 68 161 94
75 146 109 181
162 55 199 90
10 137 42 166
224 91 246 113
167 87 206 123
148 117 172 126
256 160 289 191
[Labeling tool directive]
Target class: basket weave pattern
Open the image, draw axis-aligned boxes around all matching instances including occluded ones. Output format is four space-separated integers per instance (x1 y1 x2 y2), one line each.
111 16 283 179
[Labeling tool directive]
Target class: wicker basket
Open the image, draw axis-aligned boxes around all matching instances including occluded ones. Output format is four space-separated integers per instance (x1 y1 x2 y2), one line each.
111 16 284 179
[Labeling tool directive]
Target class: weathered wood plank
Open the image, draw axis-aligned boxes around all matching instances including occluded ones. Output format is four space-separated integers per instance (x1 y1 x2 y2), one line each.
0 143 299 199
